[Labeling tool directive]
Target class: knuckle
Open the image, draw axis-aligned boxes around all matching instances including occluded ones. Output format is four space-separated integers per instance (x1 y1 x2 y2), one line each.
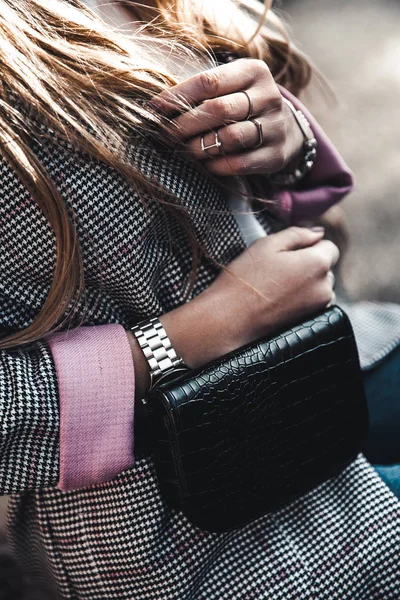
315 253 331 273
199 70 220 97
252 59 271 76
249 156 267 173
270 90 283 111
229 155 249 175
288 226 305 237
287 226 305 241
324 285 335 304
213 97 235 122
269 148 286 172
322 241 340 268
229 125 247 148
282 226 307 247
315 283 333 307
274 119 286 140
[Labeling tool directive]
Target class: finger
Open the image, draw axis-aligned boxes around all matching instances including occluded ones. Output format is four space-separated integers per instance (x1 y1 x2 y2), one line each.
299 240 340 273
325 291 336 308
318 240 340 270
204 144 286 177
173 91 255 141
151 59 273 115
189 119 274 160
174 85 283 142
327 270 336 290
268 227 326 252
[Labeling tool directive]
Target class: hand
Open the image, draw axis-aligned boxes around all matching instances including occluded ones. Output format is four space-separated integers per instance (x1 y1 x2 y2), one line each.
129 227 338 399
157 227 339 371
152 58 304 177
207 226 339 349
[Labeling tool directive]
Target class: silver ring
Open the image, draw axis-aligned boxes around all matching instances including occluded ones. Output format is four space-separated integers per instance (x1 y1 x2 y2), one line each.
241 90 254 121
200 130 225 157
250 119 263 149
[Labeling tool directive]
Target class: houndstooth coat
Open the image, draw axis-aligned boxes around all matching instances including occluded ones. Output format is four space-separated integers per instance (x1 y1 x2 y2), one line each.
1 114 400 599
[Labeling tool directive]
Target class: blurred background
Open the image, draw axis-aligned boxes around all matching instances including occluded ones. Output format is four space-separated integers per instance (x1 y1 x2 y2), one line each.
1 0 400 597
280 0 400 302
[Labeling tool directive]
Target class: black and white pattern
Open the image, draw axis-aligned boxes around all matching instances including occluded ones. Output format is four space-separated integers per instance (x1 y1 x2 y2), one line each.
0 340 59 494
344 300 400 371
8 456 400 599
1 120 400 598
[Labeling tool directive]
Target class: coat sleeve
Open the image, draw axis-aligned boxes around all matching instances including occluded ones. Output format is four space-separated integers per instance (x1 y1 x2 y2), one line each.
0 323 136 496
48 325 135 492
0 154 136 496
0 338 60 494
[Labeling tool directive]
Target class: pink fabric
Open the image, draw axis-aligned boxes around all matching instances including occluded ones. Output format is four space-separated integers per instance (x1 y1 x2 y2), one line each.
274 87 355 223
48 325 135 492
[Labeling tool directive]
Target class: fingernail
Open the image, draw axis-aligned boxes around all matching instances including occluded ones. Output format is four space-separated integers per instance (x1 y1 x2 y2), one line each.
309 226 325 233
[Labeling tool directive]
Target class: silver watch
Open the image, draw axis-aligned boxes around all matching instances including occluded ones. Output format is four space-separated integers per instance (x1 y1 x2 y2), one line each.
131 317 188 390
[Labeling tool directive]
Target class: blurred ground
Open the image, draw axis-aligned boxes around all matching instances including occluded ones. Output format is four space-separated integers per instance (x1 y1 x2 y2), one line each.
281 0 400 302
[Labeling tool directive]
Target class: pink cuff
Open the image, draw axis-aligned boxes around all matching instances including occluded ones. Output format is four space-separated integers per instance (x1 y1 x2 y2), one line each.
274 86 355 223
48 325 135 492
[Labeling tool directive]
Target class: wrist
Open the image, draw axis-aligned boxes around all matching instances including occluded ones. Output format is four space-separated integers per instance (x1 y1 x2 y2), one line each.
281 111 304 175
128 278 255 390
271 98 318 186
126 330 151 400
159 285 245 369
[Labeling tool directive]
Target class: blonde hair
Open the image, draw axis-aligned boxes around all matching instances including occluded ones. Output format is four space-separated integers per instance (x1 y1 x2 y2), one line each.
0 0 312 348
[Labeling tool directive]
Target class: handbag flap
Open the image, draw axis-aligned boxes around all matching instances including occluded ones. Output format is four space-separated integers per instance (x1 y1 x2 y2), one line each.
147 306 368 532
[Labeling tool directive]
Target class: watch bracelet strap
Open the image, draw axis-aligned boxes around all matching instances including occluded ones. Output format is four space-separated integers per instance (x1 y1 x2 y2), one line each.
269 97 318 187
131 317 188 391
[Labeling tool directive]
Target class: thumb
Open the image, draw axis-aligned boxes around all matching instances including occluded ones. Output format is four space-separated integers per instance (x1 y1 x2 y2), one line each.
270 226 325 252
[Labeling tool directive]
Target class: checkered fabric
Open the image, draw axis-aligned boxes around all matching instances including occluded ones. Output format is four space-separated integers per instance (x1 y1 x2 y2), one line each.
343 301 400 371
1 122 400 598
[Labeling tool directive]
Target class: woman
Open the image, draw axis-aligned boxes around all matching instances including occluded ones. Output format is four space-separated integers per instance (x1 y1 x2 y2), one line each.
0 1 398 598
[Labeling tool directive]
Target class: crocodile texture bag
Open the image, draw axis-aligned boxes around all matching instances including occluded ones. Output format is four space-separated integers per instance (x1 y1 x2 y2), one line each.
146 306 368 532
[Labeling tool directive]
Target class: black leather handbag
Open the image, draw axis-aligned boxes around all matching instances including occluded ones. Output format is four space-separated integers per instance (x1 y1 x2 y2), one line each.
145 306 368 532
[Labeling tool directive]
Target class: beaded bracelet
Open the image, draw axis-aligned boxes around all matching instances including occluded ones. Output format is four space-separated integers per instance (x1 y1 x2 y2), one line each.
269 98 318 187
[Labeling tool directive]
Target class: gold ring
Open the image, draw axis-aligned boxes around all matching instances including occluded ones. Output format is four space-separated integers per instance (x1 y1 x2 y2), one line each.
200 130 225 157
250 119 263 149
241 90 254 121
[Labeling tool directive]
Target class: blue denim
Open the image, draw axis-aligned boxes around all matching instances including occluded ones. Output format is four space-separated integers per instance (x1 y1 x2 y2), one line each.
374 465 400 499
363 344 400 499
